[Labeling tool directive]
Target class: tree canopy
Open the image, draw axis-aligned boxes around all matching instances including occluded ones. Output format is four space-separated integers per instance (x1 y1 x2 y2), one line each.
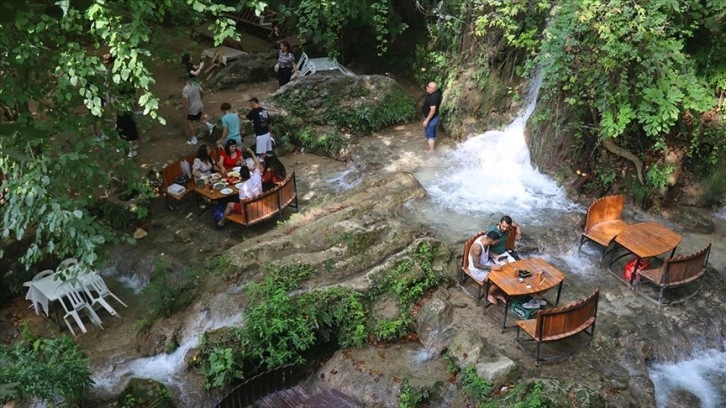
0 0 246 278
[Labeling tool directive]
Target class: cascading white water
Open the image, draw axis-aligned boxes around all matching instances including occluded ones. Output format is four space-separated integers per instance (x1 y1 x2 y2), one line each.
420 71 580 224
92 305 242 406
649 347 726 408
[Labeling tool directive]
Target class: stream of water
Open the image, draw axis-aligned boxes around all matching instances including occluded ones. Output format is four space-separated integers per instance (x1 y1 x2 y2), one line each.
91 71 725 406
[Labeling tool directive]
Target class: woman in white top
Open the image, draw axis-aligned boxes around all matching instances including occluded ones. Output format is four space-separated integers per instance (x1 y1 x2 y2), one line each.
468 231 507 305
192 144 221 183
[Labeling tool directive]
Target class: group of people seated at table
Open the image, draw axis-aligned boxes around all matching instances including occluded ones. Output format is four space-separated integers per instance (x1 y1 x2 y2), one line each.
189 140 288 227
468 215 522 305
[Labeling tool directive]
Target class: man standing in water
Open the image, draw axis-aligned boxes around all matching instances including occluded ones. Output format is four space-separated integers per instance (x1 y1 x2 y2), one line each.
422 81 442 152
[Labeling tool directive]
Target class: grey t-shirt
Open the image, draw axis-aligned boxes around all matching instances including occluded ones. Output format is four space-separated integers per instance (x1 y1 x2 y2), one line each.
182 83 204 115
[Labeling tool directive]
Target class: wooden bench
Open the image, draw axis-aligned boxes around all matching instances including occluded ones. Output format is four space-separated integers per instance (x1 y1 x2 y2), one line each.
225 172 298 227
515 289 599 365
578 194 628 262
458 226 518 305
162 154 196 210
637 243 711 307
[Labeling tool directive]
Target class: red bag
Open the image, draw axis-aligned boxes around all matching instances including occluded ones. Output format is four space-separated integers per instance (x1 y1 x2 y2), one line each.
624 258 651 282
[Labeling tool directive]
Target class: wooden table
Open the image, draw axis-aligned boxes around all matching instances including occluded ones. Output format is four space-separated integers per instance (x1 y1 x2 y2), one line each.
484 258 566 332
609 221 681 285
194 184 239 214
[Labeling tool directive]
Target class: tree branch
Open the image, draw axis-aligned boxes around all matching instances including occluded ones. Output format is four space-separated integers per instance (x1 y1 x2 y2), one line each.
602 137 644 184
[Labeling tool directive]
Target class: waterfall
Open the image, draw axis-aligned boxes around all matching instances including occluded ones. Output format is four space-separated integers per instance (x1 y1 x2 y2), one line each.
649 347 726 408
91 306 242 406
418 70 580 228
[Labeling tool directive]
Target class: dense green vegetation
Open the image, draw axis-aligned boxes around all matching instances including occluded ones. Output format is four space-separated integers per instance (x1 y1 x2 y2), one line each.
198 242 443 390
418 0 726 203
0 326 93 405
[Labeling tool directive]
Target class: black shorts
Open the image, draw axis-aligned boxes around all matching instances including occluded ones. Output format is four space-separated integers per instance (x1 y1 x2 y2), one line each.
187 113 202 121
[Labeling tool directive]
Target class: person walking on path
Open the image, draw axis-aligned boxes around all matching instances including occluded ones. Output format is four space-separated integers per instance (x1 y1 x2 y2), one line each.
245 97 273 159
422 81 442 152
217 102 243 149
182 77 214 146
275 40 299 87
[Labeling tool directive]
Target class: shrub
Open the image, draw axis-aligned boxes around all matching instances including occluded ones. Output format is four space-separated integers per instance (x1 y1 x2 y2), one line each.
0 326 93 405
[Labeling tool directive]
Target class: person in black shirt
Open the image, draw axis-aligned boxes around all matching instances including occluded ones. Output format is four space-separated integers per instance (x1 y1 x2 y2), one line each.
245 97 273 159
422 82 442 152
181 53 204 81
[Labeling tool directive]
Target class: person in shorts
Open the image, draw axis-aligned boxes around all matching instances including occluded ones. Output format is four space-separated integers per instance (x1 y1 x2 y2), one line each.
182 77 214 145
245 97 273 159
421 81 442 152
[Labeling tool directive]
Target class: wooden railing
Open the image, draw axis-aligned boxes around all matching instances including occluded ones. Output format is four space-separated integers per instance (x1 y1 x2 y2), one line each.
215 363 307 408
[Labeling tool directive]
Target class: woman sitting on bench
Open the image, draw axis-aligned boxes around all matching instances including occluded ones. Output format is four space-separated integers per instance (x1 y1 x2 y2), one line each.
218 148 263 227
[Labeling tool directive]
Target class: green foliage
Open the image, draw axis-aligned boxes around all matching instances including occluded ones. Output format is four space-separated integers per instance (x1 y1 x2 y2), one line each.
298 287 368 347
460 365 492 404
137 257 200 332
536 0 726 189
0 326 93 405
645 163 675 190
198 328 246 390
0 0 255 274
372 315 411 342
331 87 416 132
399 377 430 408
512 381 549 408
280 1 406 58
198 263 370 389
118 378 174 408
294 127 349 156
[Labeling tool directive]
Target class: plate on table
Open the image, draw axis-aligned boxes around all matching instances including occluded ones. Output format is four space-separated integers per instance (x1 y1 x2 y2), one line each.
220 188 234 195
234 182 244 189
227 171 240 178
232 166 242 172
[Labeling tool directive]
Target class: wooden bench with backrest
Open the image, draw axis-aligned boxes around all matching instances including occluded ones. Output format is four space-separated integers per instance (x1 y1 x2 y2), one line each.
515 289 600 365
637 243 711 307
162 151 222 210
162 154 196 210
459 226 519 305
578 194 628 262
225 172 298 227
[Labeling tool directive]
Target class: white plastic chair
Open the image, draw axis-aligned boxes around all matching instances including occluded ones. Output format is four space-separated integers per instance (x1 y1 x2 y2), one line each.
33 269 55 281
291 52 315 79
57 258 80 276
82 273 127 317
57 281 103 337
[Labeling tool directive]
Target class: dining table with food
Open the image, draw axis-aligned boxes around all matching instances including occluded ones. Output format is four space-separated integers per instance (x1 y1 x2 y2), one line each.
194 167 245 213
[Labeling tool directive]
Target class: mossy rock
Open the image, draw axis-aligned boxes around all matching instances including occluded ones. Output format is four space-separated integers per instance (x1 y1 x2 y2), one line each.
117 378 175 408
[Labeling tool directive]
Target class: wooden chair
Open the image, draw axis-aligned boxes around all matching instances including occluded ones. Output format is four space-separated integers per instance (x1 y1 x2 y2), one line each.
637 243 711 307
225 172 299 227
162 154 196 210
458 232 488 305
459 228 519 305
515 289 599 365
578 195 628 262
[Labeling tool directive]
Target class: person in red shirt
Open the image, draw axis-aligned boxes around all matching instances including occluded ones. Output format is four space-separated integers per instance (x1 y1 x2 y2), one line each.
261 153 287 191
217 139 243 173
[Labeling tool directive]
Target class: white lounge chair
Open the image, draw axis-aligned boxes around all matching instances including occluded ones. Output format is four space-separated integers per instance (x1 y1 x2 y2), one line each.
291 52 315 79
82 273 127 317
57 282 103 337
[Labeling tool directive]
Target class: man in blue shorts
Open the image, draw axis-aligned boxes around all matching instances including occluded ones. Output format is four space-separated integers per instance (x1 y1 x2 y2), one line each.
422 81 442 152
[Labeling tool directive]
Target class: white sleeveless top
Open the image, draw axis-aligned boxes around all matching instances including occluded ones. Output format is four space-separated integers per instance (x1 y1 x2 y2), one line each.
468 237 493 281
